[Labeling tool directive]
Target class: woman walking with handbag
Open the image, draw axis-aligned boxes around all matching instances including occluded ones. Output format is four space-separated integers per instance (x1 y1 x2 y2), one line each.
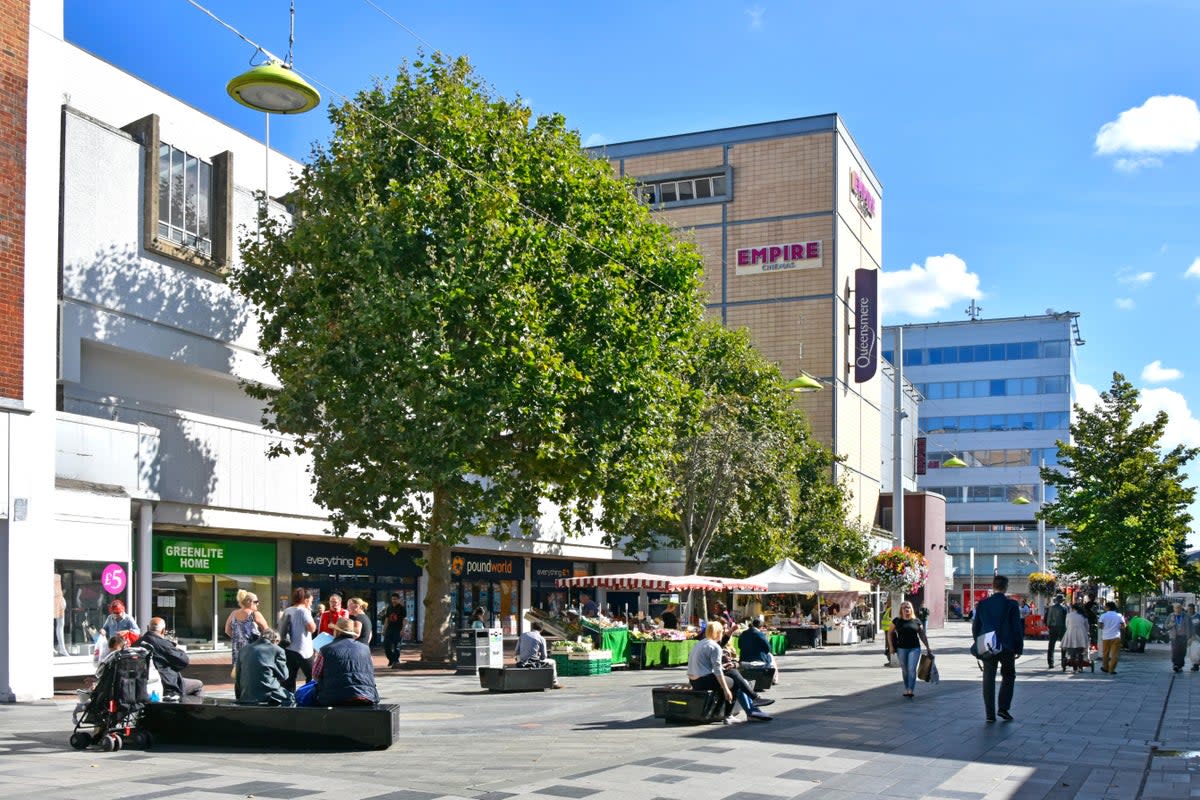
887 601 932 698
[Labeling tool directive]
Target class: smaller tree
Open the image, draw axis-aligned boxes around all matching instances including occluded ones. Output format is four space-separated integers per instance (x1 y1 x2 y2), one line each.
1043 373 1198 601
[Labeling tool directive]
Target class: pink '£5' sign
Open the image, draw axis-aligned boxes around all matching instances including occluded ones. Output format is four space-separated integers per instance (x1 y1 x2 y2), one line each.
102 563 127 594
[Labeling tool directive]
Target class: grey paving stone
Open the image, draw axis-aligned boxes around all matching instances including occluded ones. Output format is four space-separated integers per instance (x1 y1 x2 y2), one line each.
531 786 602 798
644 775 688 785
362 792 446 800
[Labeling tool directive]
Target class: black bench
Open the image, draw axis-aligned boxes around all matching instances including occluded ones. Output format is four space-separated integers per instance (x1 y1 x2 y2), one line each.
478 666 555 692
737 663 774 693
651 685 730 724
141 700 399 750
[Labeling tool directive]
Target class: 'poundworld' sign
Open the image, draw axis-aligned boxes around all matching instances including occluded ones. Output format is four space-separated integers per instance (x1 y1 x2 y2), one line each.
153 537 276 575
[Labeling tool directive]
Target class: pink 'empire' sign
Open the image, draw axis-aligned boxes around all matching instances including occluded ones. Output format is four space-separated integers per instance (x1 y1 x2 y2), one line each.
101 563 127 595
850 170 877 219
734 241 822 276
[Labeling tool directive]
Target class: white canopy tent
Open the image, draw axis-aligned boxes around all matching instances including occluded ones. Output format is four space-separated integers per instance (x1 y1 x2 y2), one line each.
812 562 873 594
736 558 820 594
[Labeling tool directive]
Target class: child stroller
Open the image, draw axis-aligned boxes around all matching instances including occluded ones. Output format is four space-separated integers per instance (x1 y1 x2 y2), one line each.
69 646 153 751
1061 642 1097 673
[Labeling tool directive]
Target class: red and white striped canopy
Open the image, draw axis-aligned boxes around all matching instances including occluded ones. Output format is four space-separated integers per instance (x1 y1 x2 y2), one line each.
555 572 723 591
554 572 766 592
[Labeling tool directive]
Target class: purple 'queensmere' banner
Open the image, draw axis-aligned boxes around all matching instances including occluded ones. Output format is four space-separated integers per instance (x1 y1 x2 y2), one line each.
854 269 878 383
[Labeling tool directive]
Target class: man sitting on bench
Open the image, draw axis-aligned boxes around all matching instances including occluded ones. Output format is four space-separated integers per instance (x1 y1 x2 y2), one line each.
136 617 204 704
515 621 563 689
313 618 379 706
738 616 779 686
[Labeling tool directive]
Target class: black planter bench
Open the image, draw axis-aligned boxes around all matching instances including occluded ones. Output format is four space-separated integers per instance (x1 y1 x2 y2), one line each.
141 700 399 750
737 663 774 693
478 666 555 692
651 685 730 724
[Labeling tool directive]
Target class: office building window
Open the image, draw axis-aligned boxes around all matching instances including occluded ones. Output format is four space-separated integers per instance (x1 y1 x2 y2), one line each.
637 169 729 208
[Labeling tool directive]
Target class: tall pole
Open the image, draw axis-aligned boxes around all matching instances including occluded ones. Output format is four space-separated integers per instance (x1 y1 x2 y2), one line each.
893 327 905 549
969 547 975 616
1037 457 1046 573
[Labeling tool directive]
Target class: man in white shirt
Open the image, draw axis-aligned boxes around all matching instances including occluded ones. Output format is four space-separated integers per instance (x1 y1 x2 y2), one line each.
1098 601 1126 675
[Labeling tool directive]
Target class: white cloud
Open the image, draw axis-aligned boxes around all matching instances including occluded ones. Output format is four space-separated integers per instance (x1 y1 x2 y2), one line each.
746 5 765 29
1114 297 1135 310
1114 156 1164 172
582 133 609 148
1142 360 1183 383
1138 387 1200 450
1186 257 1200 278
1117 269 1155 286
1095 95 1200 155
880 254 981 319
1074 382 1102 416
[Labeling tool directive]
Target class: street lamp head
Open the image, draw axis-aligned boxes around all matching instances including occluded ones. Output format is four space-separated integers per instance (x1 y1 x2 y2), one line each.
942 455 968 468
227 61 321 114
785 373 823 392
1012 495 1032 505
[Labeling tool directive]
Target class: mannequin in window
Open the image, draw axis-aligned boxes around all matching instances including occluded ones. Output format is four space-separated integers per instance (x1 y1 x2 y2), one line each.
53 574 69 656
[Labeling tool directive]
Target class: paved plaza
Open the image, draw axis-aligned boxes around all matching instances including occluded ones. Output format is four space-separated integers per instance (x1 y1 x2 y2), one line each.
1 624 1198 800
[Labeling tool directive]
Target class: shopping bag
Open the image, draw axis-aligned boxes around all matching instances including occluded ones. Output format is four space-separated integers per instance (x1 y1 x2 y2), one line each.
1188 637 1200 665
918 652 935 682
971 631 1001 660
887 651 900 668
295 680 318 707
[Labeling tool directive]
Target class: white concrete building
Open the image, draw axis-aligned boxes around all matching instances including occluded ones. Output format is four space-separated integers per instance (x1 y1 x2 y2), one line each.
883 312 1083 605
4 0 629 700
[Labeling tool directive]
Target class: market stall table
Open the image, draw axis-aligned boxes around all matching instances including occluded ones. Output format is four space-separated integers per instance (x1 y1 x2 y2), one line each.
586 626 629 667
781 625 821 649
627 638 697 669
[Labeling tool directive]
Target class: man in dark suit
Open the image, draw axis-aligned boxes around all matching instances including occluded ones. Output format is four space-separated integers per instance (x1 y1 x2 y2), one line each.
971 575 1024 723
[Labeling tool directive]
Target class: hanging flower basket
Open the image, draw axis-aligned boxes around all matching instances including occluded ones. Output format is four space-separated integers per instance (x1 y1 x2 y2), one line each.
864 548 929 594
1028 572 1056 596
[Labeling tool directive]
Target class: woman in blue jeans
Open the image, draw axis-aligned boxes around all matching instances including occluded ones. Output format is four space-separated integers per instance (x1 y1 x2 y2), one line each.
887 601 932 698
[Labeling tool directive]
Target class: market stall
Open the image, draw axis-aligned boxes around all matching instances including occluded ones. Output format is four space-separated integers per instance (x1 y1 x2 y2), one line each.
737 558 823 647
810 562 875 644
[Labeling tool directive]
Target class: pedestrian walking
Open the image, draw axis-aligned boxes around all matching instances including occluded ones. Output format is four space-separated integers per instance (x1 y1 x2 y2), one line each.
887 601 932 698
381 593 406 668
1044 594 1067 668
1098 601 1125 674
1168 601 1190 672
971 575 1023 723
1061 603 1090 672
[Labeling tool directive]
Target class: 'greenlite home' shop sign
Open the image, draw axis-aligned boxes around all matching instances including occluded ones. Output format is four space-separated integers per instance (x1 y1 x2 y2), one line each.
153 537 276 575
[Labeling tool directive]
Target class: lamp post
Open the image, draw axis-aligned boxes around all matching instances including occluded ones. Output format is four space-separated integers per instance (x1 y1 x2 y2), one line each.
969 547 975 618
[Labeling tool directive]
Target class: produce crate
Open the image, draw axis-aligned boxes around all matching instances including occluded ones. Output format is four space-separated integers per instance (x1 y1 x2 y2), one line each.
552 650 613 676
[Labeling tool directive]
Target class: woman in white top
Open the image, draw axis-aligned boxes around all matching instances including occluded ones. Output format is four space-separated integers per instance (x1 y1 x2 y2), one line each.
279 587 317 691
686 621 772 723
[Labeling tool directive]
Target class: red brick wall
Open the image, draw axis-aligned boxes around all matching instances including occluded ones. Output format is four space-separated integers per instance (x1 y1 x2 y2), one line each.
0 0 27 400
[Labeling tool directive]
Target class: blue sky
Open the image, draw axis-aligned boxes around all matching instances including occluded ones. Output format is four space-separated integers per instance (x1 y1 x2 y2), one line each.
64 1 1200 545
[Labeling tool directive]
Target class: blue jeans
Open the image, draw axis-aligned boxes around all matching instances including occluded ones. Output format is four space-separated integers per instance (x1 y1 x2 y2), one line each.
897 647 921 692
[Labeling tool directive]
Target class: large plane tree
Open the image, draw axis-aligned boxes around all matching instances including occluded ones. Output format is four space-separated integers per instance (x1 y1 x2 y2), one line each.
232 54 704 663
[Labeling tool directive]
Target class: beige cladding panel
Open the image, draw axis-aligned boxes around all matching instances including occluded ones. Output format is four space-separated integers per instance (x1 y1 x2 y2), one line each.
654 203 723 230
679 226 723 302
726 218 834 305
727 134 834 222
725 302 834 448
621 147 725 179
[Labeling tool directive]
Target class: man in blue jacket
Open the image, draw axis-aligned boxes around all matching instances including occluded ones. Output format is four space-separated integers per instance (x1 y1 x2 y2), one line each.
971 575 1024 723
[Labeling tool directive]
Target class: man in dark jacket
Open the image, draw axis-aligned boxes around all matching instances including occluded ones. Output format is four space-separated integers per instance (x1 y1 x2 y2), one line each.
381 593 406 669
1044 595 1067 668
235 628 294 705
314 618 379 706
737 617 779 686
135 617 204 704
972 575 1024 723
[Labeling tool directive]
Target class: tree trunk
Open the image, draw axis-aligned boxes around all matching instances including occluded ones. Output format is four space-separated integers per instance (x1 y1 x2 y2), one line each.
420 490 454 665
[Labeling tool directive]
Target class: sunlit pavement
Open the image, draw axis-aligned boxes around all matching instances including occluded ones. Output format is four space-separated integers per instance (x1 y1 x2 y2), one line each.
2 624 1197 800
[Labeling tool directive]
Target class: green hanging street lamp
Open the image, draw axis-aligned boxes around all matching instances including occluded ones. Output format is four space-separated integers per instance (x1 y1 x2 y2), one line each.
227 60 320 114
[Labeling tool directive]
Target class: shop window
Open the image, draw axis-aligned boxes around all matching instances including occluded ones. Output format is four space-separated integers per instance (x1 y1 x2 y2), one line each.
122 114 234 272
152 573 214 648
55 560 130 658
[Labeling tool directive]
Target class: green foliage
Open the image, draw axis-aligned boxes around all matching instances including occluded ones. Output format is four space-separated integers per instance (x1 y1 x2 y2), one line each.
615 321 867 579
1043 372 1197 600
231 54 704 660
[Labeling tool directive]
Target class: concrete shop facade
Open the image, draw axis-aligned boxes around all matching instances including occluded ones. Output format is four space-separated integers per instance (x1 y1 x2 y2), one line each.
594 116 885 529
